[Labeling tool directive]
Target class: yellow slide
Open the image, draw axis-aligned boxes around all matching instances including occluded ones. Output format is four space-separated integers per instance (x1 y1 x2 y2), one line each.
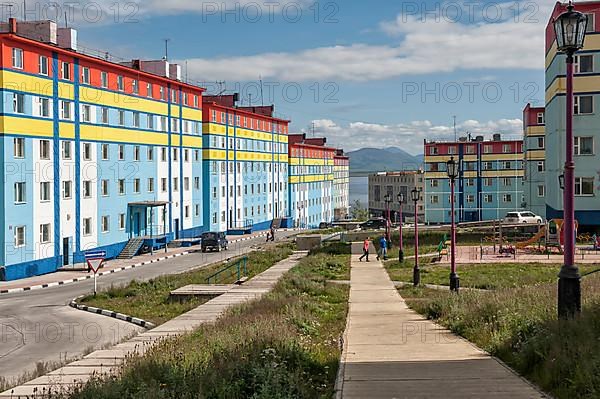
516 226 546 249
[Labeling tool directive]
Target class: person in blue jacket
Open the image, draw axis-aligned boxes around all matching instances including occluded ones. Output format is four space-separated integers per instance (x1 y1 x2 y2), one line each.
377 236 388 261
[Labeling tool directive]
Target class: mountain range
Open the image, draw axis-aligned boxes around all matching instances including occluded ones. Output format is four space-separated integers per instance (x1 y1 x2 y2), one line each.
347 147 424 175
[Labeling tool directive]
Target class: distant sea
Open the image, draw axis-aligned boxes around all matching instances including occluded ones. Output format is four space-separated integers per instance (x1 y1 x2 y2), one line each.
350 175 368 206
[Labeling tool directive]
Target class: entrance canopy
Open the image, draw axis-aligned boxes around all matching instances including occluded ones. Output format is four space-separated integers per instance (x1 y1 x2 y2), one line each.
128 201 170 238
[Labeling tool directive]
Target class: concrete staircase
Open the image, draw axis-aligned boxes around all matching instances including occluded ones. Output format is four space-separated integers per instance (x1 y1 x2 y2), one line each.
117 237 144 259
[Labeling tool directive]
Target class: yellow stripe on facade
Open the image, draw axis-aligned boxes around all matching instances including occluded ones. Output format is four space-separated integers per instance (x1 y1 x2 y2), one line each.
181 107 203 121
59 122 75 139
545 75 600 104
80 86 169 116
289 174 334 184
482 170 524 178
545 35 600 70
525 150 546 161
1 70 54 98
2 116 53 138
480 153 522 161
423 172 447 179
525 126 545 137
81 125 169 146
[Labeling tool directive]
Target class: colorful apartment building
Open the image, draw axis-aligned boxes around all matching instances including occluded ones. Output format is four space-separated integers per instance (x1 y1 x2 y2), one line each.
368 170 425 223
522 104 546 219
424 135 524 224
0 19 208 281
545 2 600 227
333 149 350 220
288 134 336 228
202 95 290 233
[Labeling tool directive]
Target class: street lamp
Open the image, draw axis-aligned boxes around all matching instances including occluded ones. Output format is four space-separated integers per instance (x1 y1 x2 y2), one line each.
446 156 460 292
397 192 405 262
553 1 588 318
384 194 392 244
411 188 421 286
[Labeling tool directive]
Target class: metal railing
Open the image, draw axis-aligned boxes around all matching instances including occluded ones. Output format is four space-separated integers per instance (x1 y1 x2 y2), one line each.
206 257 248 284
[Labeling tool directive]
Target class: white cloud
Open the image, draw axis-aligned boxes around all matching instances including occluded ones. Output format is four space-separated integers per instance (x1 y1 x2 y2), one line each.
182 0 554 82
305 118 523 154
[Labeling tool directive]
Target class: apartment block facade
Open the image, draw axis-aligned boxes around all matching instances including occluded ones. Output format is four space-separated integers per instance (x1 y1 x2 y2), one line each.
288 134 336 229
202 96 290 233
367 171 425 223
522 104 546 219
333 149 350 220
424 136 524 224
545 2 600 227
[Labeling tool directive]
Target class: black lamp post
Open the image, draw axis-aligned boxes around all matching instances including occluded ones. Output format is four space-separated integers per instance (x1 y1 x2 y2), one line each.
446 156 460 292
397 192 404 262
411 188 421 286
384 194 392 244
554 0 588 319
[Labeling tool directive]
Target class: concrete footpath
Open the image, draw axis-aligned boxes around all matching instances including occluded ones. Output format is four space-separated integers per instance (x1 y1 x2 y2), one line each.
0 251 307 398
336 244 547 399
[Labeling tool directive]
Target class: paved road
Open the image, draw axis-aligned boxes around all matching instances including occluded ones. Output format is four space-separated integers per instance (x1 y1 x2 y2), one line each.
0 232 296 382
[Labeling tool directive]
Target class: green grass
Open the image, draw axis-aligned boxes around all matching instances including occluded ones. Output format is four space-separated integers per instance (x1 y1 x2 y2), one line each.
386 262 599 289
398 274 600 399
307 242 352 280
61 248 350 399
80 244 294 325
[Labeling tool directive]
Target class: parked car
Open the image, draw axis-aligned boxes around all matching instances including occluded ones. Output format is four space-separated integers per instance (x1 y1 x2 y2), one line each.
319 222 333 229
359 218 388 230
503 211 543 225
201 232 228 252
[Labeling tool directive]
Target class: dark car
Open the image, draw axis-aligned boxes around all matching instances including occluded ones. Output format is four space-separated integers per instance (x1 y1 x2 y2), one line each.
319 222 332 229
201 232 228 252
359 218 387 230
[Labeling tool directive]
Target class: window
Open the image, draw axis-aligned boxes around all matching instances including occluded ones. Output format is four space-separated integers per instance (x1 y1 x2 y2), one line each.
466 178 475 187
503 144 512 153
101 180 109 196
101 71 108 88
118 110 125 126
14 138 24 158
483 161 493 170
537 161 545 172
12 48 23 69
503 194 513 203
195 177 200 190
81 66 90 84
538 185 545 197
83 180 92 198
173 177 179 192
61 62 70 80
100 107 109 124
62 141 72 159
504 161 512 170
484 194 493 203
484 145 493 154
62 180 72 199
101 144 109 160
185 205 190 218
184 149 189 162
39 97 50 117
537 137 545 149
148 178 155 193
161 178 167 192
82 104 91 122
195 204 200 217
574 137 594 155
430 179 439 188
173 148 178 161
39 55 48 75
448 146 457 155
117 75 124 91
466 194 475 203
14 226 25 247
161 147 167 162
133 112 140 128
118 179 126 195
61 101 72 119
575 177 595 196
184 177 190 191
147 83 153 98
147 114 154 130
159 86 164 100
83 143 92 160
503 177 512 186
429 147 438 155
575 54 594 73
132 79 139 94
40 182 50 201
585 13 595 32
13 93 24 114
574 95 593 115
537 112 545 125
118 145 125 160
133 178 141 193
40 224 51 244
83 218 92 236
430 195 439 204
14 182 26 203
119 214 126 230
147 146 154 161
134 145 140 161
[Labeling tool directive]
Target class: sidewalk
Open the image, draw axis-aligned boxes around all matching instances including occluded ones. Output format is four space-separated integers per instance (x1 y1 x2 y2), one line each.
0 231 272 294
0 251 307 397
336 244 546 398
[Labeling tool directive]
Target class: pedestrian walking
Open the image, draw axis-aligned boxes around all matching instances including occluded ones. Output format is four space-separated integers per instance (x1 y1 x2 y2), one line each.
377 236 388 260
359 237 370 262
270 226 276 242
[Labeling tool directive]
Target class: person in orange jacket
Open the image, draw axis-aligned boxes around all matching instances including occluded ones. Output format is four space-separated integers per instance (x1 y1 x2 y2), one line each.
359 237 370 262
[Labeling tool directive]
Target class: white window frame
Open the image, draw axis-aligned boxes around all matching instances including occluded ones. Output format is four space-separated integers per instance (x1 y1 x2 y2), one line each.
14 226 26 247
12 48 23 69
574 136 594 156
575 177 595 196
574 95 593 115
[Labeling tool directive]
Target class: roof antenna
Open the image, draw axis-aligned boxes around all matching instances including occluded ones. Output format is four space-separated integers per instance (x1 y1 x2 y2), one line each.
453 115 457 141
248 93 252 107
64 11 68 28
163 38 171 61
22 0 26 20
259 75 264 106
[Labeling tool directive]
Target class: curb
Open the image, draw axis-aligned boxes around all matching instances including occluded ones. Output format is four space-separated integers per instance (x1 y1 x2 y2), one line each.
69 295 156 329
0 229 301 296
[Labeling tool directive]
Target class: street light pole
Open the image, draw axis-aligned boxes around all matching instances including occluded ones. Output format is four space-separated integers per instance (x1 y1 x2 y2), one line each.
397 193 404 262
384 194 392 244
553 1 588 318
411 188 421 286
447 156 460 292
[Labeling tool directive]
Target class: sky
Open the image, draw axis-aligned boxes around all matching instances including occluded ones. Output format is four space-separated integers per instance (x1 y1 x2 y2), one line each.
6 0 561 154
